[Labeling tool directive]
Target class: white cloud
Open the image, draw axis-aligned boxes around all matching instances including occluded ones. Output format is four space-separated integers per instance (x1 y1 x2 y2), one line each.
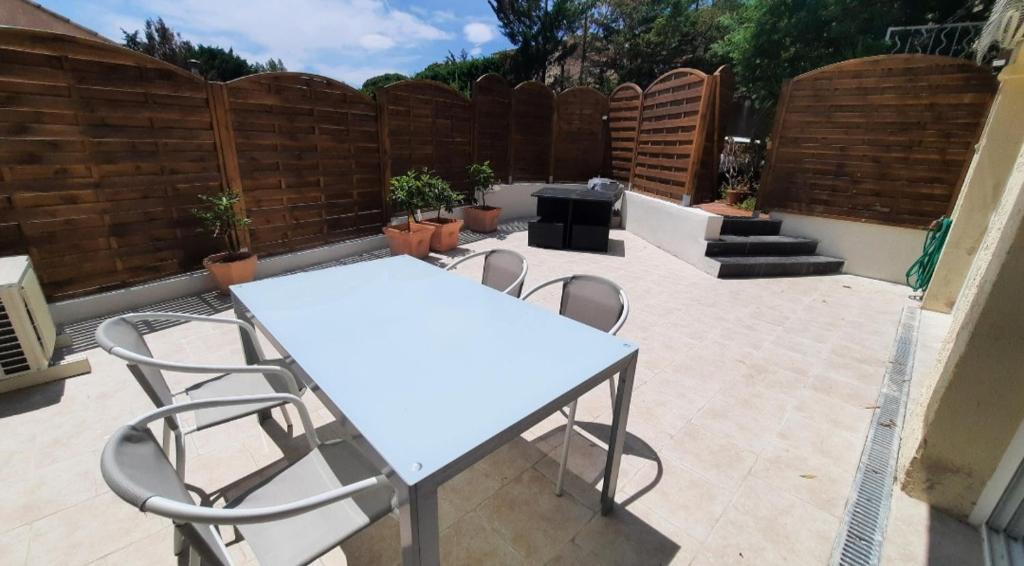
463 22 495 45
469 46 482 56
432 10 456 22
359 34 395 50
130 0 452 70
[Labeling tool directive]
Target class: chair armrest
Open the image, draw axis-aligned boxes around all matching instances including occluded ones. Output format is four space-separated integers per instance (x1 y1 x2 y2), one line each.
142 474 391 525
444 250 489 271
108 343 302 396
131 394 320 447
118 312 267 361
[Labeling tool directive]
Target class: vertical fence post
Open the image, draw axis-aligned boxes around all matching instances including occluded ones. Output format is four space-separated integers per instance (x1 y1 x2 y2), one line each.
683 77 715 205
207 81 252 251
549 89 558 183
627 87 644 191
757 79 792 210
376 89 392 225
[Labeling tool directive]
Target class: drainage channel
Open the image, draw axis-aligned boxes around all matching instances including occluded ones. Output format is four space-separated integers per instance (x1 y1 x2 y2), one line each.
831 305 920 566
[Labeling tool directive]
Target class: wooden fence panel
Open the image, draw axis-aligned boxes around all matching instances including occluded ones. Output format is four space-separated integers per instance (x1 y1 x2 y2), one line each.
222 73 383 255
380 80 473 198
472 74 511 182
607 83 642 184
631 68 713 202
0 28 225 298
695 65 734 203
511 81 555 181
759 55 997 228
552 86 608 182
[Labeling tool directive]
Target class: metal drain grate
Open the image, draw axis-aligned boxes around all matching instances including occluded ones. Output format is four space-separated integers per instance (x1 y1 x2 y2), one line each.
831 305 920 566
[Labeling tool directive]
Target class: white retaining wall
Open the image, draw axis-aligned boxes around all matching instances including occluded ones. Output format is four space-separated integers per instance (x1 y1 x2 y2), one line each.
620 190 723 275
772 212 925 284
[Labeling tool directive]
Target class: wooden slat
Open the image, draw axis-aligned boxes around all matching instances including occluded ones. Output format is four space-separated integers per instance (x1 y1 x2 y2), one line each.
472 74 512 181
510 81 555 181
552 86 608 182
631 68 713 201
758 54 997 228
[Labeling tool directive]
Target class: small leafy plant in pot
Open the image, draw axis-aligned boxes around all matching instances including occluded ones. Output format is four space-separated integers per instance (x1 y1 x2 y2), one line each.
463 161 501 233
418 171 464 252
193 190 256 293
383 169 436 258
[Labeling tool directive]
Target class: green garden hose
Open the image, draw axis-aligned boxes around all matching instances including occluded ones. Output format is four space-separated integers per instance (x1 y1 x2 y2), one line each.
906 216 952 292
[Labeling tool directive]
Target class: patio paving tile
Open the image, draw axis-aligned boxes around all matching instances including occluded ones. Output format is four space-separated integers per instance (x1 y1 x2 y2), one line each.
0 226 942 565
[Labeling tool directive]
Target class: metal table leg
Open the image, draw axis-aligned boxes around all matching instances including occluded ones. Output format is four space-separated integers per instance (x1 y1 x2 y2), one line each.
399 481 440 566
601 351 638 515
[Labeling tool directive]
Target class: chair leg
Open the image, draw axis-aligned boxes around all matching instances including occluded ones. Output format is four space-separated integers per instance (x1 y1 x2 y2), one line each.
281 405 293 431
555 400 578 497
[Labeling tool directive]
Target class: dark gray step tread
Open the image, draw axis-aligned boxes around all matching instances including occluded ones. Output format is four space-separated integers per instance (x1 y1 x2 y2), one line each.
720 218 783 236
706 235 819 257
710 255 844 278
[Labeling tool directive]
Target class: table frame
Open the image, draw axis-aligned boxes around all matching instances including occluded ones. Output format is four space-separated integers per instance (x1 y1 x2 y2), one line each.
232 284 638 566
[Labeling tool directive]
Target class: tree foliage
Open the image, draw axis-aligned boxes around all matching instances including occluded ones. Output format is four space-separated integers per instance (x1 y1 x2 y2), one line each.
360 73 409 98
711 0 981 106
489 0 588 82
122 18 287 81
414 50 511 96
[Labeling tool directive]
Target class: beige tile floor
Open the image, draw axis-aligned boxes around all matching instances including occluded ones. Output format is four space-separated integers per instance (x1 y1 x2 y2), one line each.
0 226 977 565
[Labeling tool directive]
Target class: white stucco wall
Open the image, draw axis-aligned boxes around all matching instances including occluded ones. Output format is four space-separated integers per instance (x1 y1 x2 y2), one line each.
773 212 925 284
620 190 723 275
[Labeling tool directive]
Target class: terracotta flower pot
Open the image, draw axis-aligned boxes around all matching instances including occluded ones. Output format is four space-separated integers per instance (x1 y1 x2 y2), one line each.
725 189 746 206
420 217 463 252
382 222 436 258
203 251 257 293
463 206 501 233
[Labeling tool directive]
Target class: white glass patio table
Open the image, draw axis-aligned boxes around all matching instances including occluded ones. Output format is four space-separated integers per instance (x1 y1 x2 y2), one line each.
231 255 639 566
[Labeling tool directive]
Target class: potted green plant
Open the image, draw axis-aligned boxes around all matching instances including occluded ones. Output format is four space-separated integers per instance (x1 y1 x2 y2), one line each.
418 170 464 252
463 161 502 233
192 190 256 293
383 169 436 258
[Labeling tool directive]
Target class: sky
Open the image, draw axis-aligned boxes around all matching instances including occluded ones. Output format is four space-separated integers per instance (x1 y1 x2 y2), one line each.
39 0 512 86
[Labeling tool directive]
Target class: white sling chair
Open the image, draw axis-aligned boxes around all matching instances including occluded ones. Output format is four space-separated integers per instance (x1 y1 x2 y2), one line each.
95 312 305 477
521 275 629 496
100 394 395 566
445 249 528 297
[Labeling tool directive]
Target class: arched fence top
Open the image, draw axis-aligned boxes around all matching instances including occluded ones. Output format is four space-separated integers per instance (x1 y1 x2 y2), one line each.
224 71 371 101
513 80 556 99
474 73 512 90
789 53 993 82
644 67 709 95
610 83 643 98
379 79 471 104
557 85 606 99
0 25 204 82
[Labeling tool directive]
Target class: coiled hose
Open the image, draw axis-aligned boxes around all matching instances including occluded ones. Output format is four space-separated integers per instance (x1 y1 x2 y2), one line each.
906 216 952 292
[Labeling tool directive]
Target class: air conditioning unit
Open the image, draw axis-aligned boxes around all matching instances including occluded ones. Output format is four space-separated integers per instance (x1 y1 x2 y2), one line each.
0 256 90 393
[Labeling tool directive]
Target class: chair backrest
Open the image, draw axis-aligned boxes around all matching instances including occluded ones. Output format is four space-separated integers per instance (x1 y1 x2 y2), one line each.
97 318 176 413
524 275 629 335
481 250 528 298
101 425 231 565
446 249 528 297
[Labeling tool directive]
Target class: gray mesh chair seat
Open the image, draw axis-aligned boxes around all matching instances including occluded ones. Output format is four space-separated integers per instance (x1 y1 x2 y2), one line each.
184 364 295 430
445 249 528 297
522 275 629 496
101 394 395 566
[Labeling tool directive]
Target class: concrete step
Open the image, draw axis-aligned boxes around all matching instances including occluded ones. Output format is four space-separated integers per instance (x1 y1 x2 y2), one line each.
710 255 844 278
720 217 783 236
706 235 819 257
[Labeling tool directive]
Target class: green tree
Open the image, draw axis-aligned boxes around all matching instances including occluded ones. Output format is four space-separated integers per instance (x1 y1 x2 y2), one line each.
589 0 738 89
360 72 409 97
415 50 511 96
489 0 588 82
122 18 287 81
711 0 979 107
